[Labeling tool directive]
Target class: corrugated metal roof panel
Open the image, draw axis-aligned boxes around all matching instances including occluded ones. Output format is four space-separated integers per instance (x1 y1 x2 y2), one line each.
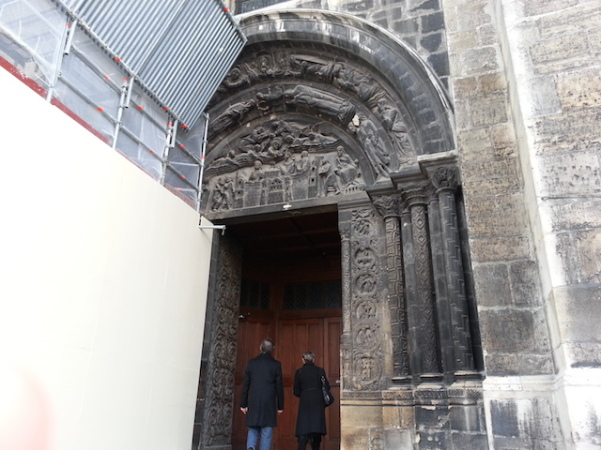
54 0 246 127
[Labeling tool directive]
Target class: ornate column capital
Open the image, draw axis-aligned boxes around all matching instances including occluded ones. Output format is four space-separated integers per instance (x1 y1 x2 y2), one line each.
373 195 401 219
400 182 434 208
429 165 458 193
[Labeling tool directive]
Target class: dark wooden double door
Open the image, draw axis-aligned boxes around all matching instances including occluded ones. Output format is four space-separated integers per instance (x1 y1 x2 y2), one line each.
232 312 341 450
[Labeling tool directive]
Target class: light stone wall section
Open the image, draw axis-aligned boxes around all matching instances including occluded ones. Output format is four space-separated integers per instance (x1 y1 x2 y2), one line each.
443 0 601 447
442 0 568 448
496 0 601 448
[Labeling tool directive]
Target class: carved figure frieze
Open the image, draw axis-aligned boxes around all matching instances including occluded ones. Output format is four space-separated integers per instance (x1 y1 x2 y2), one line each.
204 118 365 211
253 84 357 125
210 99 257 135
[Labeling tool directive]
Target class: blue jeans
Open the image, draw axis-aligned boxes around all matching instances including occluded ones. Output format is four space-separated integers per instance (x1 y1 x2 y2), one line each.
246 426 273 450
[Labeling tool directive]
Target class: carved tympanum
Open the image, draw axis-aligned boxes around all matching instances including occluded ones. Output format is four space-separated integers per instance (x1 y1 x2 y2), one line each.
203 45 419 215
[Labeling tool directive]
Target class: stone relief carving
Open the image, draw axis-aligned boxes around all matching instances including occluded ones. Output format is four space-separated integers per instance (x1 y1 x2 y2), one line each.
348 208 386 390
206 49 417 198
347 114 393 179
204 118 365 211
210 99 257 135
373 195 410 379
201 237 241 447
376 99 413 157
430 165 458 191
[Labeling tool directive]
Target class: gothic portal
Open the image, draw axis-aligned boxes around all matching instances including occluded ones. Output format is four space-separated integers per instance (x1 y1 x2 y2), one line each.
196 10 487 449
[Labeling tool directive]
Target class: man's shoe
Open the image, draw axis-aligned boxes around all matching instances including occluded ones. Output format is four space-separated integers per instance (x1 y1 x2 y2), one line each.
248 448 255 450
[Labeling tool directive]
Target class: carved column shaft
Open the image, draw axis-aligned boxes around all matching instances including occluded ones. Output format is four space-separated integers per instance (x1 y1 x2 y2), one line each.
402 187 440 378
437 187 475 372
374 196 409 379
425 166 476 375
339 220 353 391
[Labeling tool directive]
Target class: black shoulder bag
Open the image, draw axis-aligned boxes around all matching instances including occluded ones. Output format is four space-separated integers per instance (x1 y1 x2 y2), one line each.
321 375 334 407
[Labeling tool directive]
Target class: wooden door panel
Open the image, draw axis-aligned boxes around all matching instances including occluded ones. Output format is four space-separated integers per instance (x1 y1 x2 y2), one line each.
277 319 322 449
233 316 340 450
232 317 273 450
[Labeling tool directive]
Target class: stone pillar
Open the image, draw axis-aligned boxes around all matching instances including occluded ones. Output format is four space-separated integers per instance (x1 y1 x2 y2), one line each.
339 202 391 449
196 234 241 450
338 217 353 392
373 195 410 382
401 184 441 380
348 206 386 390
429 166 476 378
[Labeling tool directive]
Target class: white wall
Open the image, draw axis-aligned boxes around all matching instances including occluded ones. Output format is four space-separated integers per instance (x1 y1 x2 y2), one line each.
0 68 214 450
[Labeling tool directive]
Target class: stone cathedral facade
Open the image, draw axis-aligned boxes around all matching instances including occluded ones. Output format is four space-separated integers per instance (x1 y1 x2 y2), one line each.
196 1 601 449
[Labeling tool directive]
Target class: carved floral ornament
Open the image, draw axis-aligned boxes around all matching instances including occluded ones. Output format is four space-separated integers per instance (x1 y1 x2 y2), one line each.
202 47 420 214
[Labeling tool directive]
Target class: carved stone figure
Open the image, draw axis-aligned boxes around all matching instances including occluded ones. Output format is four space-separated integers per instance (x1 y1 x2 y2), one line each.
335 146 359 189
377 99 413 155
221 66 250 91
210 99 257 135
318 158 340 197
352 116 391 178
211 176 235 211
333 67 384 109
248 160 264 182
295 150 311 175
282 85 356 124
289 55 343 82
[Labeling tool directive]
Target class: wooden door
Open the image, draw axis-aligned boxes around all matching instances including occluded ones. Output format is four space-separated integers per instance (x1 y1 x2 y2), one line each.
276 317 341 450
232 315 274 449
232 316 341 450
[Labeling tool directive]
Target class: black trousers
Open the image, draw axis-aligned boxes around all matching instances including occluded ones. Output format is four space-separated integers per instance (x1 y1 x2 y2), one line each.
297 433 322 450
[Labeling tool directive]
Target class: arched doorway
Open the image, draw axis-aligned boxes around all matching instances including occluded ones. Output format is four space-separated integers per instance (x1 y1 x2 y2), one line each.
194 10 486 450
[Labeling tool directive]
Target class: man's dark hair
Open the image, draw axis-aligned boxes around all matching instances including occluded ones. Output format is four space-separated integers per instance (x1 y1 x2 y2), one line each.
260 338 274 353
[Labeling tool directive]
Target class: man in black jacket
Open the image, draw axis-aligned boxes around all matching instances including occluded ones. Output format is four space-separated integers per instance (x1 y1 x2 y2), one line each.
240 338 284 450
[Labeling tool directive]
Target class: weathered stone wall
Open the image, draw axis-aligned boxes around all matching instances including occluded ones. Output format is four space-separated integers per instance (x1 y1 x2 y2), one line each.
441 0 571 447
495 0 601 447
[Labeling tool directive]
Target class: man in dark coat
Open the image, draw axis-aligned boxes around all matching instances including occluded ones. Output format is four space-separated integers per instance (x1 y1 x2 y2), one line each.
293 351 330 450
240 338 284 450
